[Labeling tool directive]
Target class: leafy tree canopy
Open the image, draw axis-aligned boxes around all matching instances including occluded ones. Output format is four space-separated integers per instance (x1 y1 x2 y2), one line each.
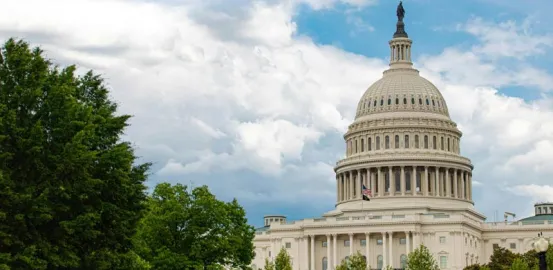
406 245 439 270
336 251 367 270
132 183 255 269
0 38 150 269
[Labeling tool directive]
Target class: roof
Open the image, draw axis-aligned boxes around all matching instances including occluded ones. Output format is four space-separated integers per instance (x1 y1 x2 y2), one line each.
517 214 553 222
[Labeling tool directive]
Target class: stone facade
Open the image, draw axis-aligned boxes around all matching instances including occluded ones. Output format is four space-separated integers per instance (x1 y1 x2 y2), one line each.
251 11 553 270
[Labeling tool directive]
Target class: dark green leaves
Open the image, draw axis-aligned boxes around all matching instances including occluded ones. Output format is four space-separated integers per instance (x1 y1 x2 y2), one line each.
0 38 150 269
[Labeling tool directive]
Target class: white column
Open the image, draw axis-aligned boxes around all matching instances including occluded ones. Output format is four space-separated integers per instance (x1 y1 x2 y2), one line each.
411 167 416 195
388 232 393 268
365 233 370 268
436 167 441 197
333 234 337 268
303 236 309 270
453 169 458 198
424 166 429 196
370 169 376 197
271 238 276 260
382 232 387 267
310 235 315 270
389 166 395 195
445 168 450 197
349 233 354 255
400 166 405 195
406 231 411 254
357 170 362 199
326 234 331 268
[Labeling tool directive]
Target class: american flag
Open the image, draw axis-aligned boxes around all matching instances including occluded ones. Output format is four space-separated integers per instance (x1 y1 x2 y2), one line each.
362 185 372 201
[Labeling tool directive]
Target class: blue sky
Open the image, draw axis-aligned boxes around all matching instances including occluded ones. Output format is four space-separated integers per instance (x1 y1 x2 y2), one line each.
2 0 553 228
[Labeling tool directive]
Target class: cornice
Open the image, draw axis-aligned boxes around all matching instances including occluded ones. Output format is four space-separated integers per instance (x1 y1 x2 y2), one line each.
334 152 473 171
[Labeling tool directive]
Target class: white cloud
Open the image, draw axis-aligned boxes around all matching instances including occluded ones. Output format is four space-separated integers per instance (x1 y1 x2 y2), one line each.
507 184 553 203
459 17 553 59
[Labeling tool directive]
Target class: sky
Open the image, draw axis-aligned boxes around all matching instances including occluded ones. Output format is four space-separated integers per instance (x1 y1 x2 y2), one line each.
2 0 553 228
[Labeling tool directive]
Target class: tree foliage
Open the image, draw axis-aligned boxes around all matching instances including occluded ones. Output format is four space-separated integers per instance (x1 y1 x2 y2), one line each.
335 251 367 270
510 258 529 270
273 247 292 270
132 182 255 269
0 38 150 269
406 245 439 270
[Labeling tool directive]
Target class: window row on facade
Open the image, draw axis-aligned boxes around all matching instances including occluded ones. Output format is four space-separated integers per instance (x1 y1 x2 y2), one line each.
346 133 460 156
356 95 446 116
337 166 472 202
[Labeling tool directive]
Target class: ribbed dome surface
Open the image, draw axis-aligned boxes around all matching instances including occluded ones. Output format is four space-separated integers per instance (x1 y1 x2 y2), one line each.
355 68 449 119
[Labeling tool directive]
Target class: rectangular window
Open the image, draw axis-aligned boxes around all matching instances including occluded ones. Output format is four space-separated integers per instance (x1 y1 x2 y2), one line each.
344 240 350 247
377 239 383 245
399 238 406 244
360 239 366 246
285 242 291 248
322 241 327 247
439 236 446 244
440 256 447 269
510 243 516 249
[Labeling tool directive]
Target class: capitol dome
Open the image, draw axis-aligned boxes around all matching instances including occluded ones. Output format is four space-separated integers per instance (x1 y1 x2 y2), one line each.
333 7 474 213
355 69 450 120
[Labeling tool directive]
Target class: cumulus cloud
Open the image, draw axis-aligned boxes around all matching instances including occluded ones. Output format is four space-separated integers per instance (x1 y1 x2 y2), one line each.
2 0 553 224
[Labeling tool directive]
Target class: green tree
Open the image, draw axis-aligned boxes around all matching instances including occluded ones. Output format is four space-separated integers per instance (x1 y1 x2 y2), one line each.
488 247 520 270
406 245 439 270
511 258 529 270
263 258 274 270
0 39 150 269
133 183 255 269
335 251 367 270
274 248 292 270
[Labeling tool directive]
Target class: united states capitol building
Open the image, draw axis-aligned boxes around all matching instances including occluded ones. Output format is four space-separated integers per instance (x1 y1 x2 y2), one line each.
250 3 553 270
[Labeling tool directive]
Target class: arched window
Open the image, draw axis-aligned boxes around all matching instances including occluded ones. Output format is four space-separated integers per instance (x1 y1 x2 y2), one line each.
415 135 419 148
433 136 437 150
369 137 372 151
377 255 383 269
385 136 390 149
424 135 429 149
376 136 381 150
322 257 328 270
405 135 410 148
395 135 400 148
400 254 407 268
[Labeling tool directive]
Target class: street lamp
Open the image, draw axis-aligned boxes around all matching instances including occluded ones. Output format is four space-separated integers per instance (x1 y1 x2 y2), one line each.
533 232 549 270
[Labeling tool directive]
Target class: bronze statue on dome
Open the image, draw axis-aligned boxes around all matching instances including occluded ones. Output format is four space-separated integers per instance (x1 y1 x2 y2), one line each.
397 1 405 22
